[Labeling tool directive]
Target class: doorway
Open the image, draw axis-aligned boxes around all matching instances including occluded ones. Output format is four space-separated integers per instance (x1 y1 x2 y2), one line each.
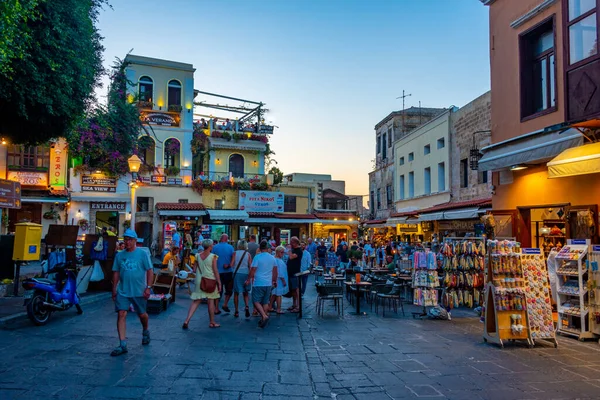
96 211 119 235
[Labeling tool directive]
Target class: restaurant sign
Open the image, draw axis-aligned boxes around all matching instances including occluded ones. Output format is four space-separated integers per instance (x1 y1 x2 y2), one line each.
397 223 419 232
438 219 479 232
138 175 183 185
7 171 48 188
238 190 284 213
140 110 180 127
81 175 117 193
49 138 67 189
90 201 126 211
0 179 21 209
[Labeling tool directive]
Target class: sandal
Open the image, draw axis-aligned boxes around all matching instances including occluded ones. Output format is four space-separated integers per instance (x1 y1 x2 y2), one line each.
215 310 222 315
234 311 239 318
252 310 260 317
289 308 300 313
209 323 221 328
222 306 231 313
110 345 128 357
245 307 250 318
276 310 285 314
182 322 189 330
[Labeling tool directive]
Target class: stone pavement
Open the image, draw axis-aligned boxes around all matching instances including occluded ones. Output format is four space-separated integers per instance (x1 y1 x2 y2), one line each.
1 276 600 400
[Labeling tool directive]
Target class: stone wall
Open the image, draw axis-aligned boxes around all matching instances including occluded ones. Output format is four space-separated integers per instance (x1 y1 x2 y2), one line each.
450 91 492 202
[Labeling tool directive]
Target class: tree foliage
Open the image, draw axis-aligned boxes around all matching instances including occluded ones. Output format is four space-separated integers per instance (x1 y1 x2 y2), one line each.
0 0 107 144
269 166 284 185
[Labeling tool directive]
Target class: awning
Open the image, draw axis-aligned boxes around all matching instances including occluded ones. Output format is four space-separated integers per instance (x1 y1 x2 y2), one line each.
443 207 483 220
71 193 130 202
386 216 407 225
547 141 600 179
158 210 207 217
247 218 317 224
156 202 207 217
420 212 445 221
207 209 249 221
22 197 69 204
478 128 582 171
317 220 359 226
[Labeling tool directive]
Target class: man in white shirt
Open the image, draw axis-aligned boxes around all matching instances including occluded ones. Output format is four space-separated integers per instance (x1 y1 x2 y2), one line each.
247 240 278 328
300 242 312 296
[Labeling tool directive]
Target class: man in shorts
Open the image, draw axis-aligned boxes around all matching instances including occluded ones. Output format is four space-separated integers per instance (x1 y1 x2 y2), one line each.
286 236 303 312
111 229 154 356
212 234 235 313
248 240 278 328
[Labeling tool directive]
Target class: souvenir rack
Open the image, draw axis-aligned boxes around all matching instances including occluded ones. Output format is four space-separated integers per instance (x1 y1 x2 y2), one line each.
589 245 600 343
440 237 486 310
411 250 439 318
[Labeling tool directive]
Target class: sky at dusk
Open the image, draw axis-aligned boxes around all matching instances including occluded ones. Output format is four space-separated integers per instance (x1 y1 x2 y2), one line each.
96 0 490 202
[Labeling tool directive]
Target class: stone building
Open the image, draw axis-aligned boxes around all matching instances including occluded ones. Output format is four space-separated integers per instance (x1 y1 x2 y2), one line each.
368 107 445 221
450 91 492 202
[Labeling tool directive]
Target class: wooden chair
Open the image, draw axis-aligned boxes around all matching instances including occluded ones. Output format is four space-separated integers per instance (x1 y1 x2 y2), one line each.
152 271 176 302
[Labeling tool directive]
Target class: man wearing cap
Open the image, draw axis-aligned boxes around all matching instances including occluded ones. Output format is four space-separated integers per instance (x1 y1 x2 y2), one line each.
110 229 154 357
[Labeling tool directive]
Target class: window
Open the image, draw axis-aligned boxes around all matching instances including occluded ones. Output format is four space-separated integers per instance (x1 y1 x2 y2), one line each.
399 175 405 200
138 136 155 166
370 191 375 211
386 185 393 207
399 156 405 166
7 145 50 170
214 199 224 210
408 152 414 162
479 170 489 184
377 136 381 154
164 138 180 167
437 138 445 149
138 76 153 103
520 17 556 118
567 0 598 64
284 196 297 212
424 144 431 155
229 154 244 178
424 167 431 195
167 80 182 107
388 128 393 147
382 133 387 159
408 172 414 198
438 162 446 192
376 189 381 209
460 158 469 188
137 197 150 212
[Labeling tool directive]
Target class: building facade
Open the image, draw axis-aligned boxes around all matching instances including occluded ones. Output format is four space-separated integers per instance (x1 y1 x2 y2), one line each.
480 0 600 246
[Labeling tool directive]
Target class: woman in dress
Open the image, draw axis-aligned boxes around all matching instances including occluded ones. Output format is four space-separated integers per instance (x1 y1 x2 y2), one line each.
232 240 252 318
269 246 289 314
183 239 222 329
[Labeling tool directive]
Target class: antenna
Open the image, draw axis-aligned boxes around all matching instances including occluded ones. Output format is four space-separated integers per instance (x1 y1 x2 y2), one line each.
396 90 412 134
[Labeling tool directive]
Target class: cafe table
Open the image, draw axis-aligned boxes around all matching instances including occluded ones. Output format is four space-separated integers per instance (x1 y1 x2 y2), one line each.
323 274 345 286
344 281 372 316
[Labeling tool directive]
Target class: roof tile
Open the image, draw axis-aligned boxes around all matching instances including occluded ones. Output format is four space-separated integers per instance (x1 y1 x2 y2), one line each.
155 202 206 211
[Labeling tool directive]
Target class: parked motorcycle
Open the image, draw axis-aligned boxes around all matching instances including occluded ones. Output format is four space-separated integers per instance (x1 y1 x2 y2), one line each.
22 261 83 326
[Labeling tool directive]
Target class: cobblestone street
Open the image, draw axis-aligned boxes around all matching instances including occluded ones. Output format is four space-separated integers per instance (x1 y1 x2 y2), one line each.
2 278 600 400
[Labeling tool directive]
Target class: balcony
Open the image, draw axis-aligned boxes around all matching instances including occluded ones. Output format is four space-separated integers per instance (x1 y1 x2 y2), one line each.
198 171 271 185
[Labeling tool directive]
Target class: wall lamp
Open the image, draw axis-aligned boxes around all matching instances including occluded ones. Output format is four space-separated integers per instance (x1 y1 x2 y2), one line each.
76 209 82 218
510 164 528 171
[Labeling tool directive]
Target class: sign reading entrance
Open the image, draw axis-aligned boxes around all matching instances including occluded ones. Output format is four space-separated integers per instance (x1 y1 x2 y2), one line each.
81 174 117 192
0 179 21 209
90 202 126 211
238 190 284 213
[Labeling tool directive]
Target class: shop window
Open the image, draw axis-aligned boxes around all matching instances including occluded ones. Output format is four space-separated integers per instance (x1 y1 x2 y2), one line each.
376 189 381 209
424 167 431 195
382 133 387 159
408 172 414 198
7 145 50 170
399 156 405 166
399 175 405 200
437 138 445 149
137 197 150 212
519 17 556 119
460 159 468 188
424 144 431 155
408 152 414 162
167 80 182 108
438 162 446 191
568 0 598 64
138 76 153 103
284 196 296 212
229 154 244 178
386 185 393 207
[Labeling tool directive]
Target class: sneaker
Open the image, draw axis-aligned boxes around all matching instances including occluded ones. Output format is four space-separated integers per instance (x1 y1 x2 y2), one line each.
110 345 128 357
142 331 151 345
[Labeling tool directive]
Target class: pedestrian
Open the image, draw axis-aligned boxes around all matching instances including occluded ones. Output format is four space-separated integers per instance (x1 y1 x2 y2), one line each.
326 246 338 272
247 240 278 328
171 229 181 249
162 246 180 272
183 239 221 329
247 234 259 258
363 241 374 268
286 236 303 313
211 234 235 314
337 244 349 272
306 237 317 266
269 246 288 314
232 239 252 318
300 242 311 296
316 240 327 268
110 229 154 357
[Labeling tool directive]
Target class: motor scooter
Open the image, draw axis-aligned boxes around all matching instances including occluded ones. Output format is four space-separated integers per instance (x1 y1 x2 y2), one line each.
21 261 83 326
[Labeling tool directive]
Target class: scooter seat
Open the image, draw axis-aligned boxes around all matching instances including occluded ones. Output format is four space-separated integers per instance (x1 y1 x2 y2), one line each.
32 278 55 285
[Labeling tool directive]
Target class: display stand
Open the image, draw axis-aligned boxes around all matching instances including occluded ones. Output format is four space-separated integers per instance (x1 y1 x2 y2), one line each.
555 240 594 340
411 250 439 318
483 240 532 348
520 248 558 347
589 245 600 343
440 237 486 310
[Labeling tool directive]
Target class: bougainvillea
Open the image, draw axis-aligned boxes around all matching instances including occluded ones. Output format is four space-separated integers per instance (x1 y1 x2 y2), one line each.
164 138 180 156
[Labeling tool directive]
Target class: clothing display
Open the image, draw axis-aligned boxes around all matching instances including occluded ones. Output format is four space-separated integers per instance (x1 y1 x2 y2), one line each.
440 238 485 309
412 250 439 307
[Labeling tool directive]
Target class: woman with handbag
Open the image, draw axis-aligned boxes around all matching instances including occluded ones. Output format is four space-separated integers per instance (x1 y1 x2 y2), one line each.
183 239 222 329
232 240 252 318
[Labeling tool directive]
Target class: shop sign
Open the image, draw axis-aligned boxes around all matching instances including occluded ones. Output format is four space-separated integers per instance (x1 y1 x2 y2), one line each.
81 174 117 192
238 190 284 212
7 171 48 188
0 179 21 209
140 110 180 127
49 138 67 189
522 248 542 255
571 239 587 245
167 177 182 185
258 125 274 134
398 223 419 232
351 231 358 239
438 219 479 232
151 175 166 183
90 201 126 211
593 245 600 252
421 221 433 232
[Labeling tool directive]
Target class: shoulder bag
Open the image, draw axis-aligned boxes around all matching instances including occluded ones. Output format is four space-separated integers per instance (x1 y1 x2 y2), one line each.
232 251 248 283
200 254 218 293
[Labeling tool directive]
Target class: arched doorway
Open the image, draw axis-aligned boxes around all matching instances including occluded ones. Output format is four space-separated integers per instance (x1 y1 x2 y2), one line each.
229 154 244 177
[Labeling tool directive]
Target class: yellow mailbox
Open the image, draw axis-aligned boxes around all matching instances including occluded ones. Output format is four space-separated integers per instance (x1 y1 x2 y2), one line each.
13 222 42 261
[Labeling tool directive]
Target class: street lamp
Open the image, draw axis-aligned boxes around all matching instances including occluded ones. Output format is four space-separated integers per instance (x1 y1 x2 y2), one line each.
127 155 142 231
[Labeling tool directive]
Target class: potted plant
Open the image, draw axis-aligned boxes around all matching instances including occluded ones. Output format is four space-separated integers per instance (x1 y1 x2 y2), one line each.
165 166 180 176
168 104 183 113
43 210 61 221
78 219 89 231
137 100 153 109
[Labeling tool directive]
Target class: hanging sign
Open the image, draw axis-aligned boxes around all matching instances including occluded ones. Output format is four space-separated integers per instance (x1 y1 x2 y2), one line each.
81 174 117 192
49 138 67 189
258 125 274 134
90 202 126 211
140 110 180 127
238 190 284 212
0 179 21 209
7 171 48 188
521 248 542 255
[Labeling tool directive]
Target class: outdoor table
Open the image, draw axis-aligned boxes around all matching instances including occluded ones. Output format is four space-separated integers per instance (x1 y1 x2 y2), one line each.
344 281 372 316
323 274 345 286
371 269 391 274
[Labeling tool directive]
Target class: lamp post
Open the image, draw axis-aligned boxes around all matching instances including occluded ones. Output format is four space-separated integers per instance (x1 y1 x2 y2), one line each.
127 155 142 230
